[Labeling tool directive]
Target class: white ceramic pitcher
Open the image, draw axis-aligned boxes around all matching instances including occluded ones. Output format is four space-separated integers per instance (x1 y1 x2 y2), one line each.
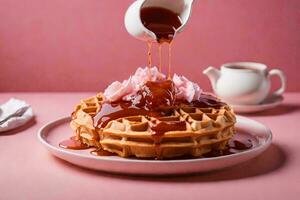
124 0 195 42
203 62 286 105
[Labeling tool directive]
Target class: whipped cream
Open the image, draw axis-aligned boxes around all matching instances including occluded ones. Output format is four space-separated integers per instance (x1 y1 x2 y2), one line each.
103 67 202 103
173 74 202 102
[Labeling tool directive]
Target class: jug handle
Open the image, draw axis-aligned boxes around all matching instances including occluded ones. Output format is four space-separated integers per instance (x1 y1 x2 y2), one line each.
267 69 286 96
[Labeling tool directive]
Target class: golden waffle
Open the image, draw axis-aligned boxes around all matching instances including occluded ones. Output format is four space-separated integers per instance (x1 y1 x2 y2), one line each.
71 93 236 159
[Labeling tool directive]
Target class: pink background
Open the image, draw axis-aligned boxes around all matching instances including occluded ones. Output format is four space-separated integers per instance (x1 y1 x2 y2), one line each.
0 0 299 92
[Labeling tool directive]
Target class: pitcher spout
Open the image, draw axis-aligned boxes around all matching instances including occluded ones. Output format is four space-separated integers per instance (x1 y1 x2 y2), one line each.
124 0 195 42
203 66 220 92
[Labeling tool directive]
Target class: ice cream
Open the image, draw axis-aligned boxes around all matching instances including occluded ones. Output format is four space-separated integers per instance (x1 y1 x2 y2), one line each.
104 67 202 103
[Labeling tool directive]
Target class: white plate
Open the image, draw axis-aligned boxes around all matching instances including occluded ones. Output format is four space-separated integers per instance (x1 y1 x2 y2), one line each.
38 116 272 175
231 95 283 114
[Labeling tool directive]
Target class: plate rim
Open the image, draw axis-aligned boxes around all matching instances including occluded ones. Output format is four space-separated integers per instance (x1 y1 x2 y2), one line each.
37 116 272 164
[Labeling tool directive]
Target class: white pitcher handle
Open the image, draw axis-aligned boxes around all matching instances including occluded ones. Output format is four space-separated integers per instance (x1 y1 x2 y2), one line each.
268 69 286 96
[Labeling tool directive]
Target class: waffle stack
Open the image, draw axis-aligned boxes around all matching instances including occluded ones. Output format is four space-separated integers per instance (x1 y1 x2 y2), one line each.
70 93 236 159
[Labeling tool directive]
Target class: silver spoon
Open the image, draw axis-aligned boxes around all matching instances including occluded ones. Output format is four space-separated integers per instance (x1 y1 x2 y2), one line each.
0 106 29 125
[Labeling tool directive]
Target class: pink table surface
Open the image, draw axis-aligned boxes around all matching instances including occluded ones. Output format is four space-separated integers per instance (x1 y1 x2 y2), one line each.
0 92 300 200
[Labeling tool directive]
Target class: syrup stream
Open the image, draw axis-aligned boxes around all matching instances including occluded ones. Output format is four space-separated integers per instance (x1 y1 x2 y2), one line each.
158 44 162 72
168 42 172 79
147 41 152 67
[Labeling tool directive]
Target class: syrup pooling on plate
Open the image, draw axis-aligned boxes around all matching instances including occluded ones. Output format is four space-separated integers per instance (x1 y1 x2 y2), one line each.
59 138 115 156
59 136 90 150
90 149 116 156
203 138 253 158
59 136 115 156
